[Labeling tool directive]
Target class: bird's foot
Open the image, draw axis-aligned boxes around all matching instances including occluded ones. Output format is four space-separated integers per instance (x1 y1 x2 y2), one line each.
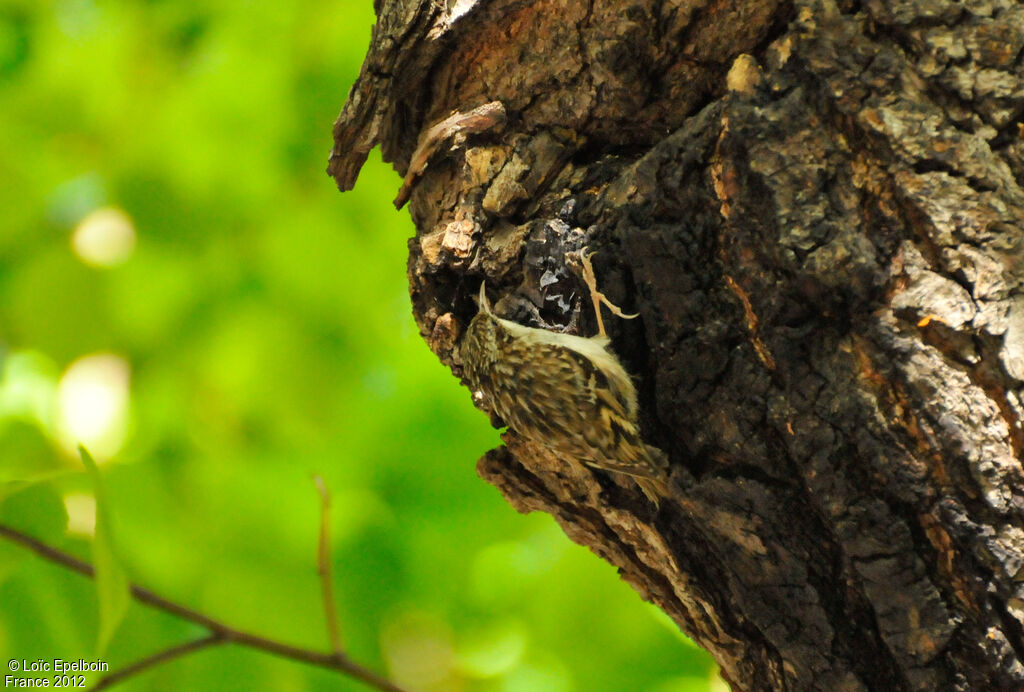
567 246 638 337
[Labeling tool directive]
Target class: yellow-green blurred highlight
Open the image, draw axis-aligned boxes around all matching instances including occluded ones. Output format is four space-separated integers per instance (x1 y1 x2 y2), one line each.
0 1 716 690
71 207 136 268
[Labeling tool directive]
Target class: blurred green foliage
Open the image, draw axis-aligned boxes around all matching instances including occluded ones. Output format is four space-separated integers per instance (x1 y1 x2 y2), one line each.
0 1 716 690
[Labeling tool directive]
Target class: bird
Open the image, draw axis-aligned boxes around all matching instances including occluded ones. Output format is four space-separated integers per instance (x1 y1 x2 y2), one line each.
461 249 669 505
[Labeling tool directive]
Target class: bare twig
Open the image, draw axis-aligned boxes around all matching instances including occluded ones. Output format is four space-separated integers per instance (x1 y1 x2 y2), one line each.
0 523 407 692
91 633 225 690
313 475 344 654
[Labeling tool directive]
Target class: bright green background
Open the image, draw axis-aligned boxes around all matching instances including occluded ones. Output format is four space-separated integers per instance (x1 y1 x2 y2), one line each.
0 2 716 690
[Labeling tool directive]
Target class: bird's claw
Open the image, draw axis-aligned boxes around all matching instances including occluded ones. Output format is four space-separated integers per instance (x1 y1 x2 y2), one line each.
568 246 638 337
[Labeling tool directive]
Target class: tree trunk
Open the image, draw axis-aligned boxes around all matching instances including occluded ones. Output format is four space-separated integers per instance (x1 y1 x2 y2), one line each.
328 0 1024 689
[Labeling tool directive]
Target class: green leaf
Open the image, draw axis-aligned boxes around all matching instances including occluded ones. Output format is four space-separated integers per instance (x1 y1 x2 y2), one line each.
79 445 130 656
0 482 68 541
0 422 72 499
0 483 69 581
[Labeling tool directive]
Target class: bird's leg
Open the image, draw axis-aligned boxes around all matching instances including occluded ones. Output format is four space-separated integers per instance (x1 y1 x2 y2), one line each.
572 247 638 338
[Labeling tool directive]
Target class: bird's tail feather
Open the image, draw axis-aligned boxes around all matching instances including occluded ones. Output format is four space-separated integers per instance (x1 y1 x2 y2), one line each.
635 475 671 507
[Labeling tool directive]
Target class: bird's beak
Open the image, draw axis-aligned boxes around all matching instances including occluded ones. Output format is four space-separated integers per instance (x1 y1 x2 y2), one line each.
477 281 491 314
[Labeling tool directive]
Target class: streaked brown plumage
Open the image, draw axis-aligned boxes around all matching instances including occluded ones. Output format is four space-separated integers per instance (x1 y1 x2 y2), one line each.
462 275 669 505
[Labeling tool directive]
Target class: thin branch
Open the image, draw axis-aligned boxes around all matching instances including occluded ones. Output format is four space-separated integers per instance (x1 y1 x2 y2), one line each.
0 523 408 692
90 633 225 690
313 475 344 654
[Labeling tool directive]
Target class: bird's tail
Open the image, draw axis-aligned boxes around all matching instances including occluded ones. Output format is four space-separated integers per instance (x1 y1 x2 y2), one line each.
635 475 670 508
636 445 672 507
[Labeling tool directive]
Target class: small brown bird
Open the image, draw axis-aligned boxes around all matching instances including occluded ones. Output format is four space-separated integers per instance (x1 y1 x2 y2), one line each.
461 250 669 505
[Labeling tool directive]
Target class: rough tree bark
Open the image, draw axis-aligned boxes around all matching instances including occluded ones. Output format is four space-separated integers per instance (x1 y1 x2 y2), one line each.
329 0 1024 689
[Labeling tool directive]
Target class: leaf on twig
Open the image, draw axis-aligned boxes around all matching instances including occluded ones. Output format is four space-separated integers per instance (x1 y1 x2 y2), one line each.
79 445 130 656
